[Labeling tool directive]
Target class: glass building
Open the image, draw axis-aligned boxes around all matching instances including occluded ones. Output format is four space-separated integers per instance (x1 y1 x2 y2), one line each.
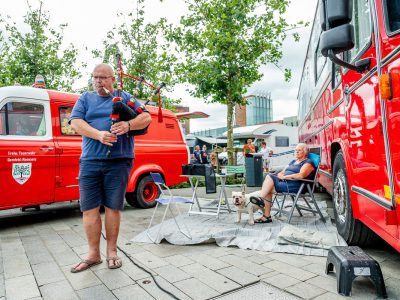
239 92 273 126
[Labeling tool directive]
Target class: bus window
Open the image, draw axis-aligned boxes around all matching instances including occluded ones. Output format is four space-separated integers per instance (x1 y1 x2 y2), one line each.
275 136 289 147
385 0 400 33
59 106 78 135
347 0 371 63
332 60 342 90
0 101 45 136
315 38 327 82
0 105 5 135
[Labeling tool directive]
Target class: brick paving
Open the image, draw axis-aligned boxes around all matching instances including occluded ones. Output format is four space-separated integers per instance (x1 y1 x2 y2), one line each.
0 187 399 299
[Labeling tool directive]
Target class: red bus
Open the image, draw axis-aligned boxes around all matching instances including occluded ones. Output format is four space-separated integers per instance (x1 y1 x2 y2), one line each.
298 0 400 251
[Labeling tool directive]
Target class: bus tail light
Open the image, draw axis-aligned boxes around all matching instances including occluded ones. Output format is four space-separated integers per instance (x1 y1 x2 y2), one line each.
380 72 400 100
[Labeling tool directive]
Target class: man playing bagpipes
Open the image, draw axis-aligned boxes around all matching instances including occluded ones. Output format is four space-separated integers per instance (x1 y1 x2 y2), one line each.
69 63 152 272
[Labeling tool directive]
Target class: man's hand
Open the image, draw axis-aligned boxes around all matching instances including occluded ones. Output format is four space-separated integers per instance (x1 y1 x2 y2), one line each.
111 121 129 135
98 131 117 146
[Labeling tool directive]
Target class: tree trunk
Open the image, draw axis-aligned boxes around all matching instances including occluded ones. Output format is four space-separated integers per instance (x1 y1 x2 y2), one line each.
226 95 234 165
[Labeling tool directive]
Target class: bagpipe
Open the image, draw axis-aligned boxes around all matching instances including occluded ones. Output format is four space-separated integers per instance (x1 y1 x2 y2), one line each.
105 53 166 157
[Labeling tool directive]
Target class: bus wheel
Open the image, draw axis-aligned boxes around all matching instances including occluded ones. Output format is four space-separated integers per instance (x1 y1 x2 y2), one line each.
333 151 379 246
125 175 159 209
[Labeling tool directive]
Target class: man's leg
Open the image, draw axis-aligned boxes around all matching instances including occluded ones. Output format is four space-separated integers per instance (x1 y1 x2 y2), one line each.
105 207 121 267
72 207 102 272
103 159 132 268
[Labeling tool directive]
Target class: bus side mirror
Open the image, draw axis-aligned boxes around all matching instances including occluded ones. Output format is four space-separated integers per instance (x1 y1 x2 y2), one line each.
320 0 368 74
320 24 354 56
320 0 353 31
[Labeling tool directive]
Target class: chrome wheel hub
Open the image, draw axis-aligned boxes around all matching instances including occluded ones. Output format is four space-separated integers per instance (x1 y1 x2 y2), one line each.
333 169 347 224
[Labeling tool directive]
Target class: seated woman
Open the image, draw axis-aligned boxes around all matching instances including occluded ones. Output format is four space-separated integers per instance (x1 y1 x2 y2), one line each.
250 143 316 223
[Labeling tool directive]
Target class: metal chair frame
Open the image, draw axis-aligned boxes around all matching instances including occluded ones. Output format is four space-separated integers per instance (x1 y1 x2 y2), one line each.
146 172 193 243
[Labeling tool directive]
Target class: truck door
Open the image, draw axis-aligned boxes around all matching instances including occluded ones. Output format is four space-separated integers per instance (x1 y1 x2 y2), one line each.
52 102 81 202
0 99 56 209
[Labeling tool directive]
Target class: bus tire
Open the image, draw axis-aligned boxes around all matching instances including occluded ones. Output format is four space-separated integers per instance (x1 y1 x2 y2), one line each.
332 151 379 246
125 175 159 209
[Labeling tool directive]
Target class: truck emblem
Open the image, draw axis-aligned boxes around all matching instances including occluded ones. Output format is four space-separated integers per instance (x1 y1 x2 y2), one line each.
12 163 32 185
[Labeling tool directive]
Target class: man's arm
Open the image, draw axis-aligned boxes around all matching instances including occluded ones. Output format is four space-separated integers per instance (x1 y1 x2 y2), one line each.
71 119 117 146
128 112 152 130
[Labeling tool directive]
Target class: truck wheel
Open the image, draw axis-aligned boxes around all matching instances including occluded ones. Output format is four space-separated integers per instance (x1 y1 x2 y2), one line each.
333 151 379 246
125 175 159 209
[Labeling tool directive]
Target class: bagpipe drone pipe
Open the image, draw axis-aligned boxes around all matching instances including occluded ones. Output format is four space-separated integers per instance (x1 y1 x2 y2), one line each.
106 53 166 157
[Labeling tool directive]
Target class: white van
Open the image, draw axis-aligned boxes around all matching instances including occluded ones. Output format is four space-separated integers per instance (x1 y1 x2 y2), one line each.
223 123 298 171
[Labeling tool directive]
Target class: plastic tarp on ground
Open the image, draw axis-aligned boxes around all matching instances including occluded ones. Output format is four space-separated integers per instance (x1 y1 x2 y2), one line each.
132 198 346 257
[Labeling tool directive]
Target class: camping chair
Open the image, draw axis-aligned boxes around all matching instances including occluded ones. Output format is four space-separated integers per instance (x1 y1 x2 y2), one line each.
272 153 326 224
146 172 193 243
222 165 246 191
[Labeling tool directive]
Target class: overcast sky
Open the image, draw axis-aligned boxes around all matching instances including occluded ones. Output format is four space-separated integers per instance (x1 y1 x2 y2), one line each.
2 0 317 132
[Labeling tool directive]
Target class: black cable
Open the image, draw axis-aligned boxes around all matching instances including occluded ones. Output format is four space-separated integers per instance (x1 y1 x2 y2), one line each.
101 232 180 300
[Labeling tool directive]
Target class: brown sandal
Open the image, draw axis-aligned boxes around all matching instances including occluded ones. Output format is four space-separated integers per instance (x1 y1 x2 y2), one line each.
70 259 102 273
106 256 122 269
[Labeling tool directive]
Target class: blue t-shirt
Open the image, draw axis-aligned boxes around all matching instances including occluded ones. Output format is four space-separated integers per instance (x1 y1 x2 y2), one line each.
193 150 201 164
70 90 142 160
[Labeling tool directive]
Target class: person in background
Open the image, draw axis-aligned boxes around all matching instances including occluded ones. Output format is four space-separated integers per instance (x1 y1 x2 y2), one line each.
259 141 273 172
243 138 255 157
201 145 209 164
210 149 217 168
193 145 202 164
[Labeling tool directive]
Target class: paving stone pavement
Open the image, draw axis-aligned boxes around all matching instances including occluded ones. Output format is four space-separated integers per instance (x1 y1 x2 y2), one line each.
0 187 399 300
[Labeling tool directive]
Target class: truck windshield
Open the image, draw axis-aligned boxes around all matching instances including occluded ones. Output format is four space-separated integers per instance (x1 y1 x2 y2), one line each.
386 0 400 33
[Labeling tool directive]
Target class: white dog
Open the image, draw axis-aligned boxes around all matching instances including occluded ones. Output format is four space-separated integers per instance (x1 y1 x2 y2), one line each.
232 191 260 225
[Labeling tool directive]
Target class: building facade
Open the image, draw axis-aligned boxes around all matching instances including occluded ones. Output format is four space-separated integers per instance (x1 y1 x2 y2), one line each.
283 116 299 127
235 92 273 127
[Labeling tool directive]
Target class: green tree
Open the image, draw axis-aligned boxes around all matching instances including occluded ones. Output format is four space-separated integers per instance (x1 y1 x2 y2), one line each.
0 2 83 90
167 0 301 164
0 19 11 83
93 0 180 107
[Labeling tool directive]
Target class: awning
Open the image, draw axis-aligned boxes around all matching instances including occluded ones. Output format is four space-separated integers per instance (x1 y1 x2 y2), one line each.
176 111 209 120
195 136 227 145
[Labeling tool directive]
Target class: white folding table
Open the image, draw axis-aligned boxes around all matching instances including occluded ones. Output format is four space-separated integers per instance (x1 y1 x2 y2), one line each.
183 173 233 218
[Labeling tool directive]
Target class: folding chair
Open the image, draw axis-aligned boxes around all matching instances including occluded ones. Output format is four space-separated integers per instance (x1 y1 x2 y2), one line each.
272 153 326 224
146 172 193 242
223 165 246 191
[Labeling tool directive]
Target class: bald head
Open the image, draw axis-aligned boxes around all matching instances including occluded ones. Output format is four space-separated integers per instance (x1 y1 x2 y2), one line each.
92 63 116 96
93 63 114 75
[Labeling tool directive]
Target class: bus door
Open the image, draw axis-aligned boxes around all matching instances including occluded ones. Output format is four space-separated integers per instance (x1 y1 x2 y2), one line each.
0 99 56 209
344 0 397 238
51 101 81 203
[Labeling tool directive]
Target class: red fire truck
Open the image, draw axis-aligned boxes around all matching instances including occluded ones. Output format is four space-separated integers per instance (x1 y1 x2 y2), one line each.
0 86 189 210
298 0 400 251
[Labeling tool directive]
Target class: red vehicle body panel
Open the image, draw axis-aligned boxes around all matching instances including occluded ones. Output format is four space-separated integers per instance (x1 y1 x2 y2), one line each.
0 87 189 210
298 1 400 251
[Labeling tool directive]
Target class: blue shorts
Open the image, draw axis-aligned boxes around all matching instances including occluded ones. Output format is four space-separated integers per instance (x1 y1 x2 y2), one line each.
78 159 133 211
268 174 302 193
